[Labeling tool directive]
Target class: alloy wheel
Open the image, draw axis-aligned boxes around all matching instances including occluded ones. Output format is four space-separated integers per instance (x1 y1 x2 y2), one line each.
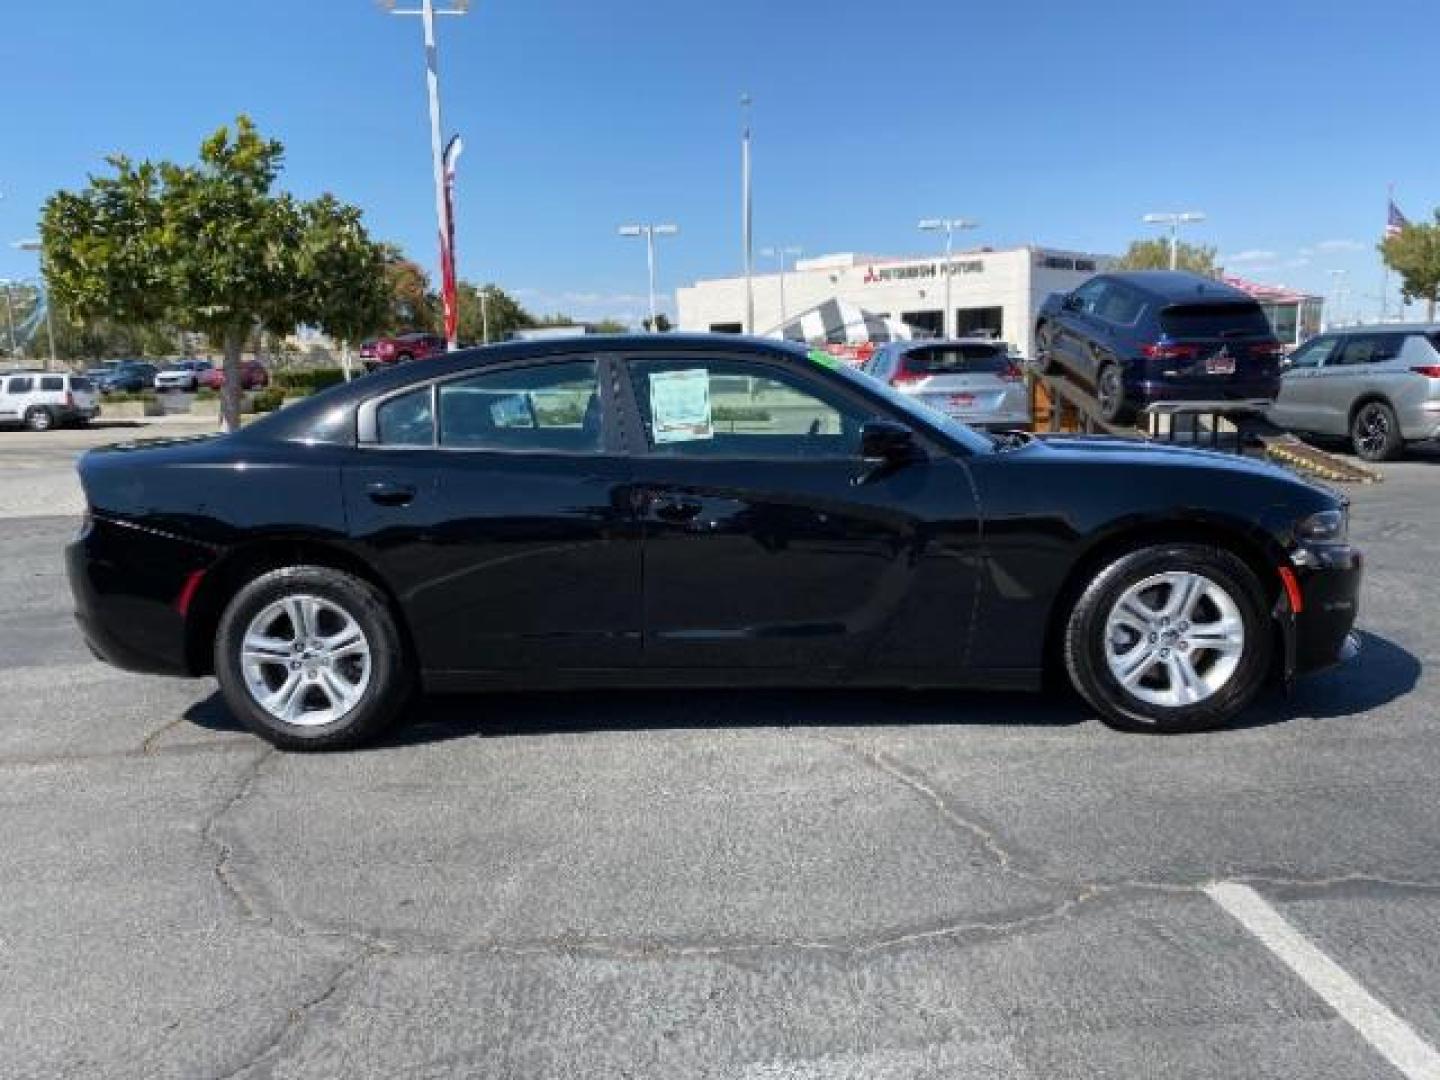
240 594 372 726
1098 366 1122 419
1355 404 1391 459
1102 571 1245 708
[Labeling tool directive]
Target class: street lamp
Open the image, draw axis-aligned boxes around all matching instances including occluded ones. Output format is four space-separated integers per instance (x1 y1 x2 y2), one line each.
380 0 470 351
12 240 57 369
761 245 802 326
1141 211 1207 271
917 217 977 338
740 93 754 335
618 223 679 332
0 279 17 359
1327 269 1350 329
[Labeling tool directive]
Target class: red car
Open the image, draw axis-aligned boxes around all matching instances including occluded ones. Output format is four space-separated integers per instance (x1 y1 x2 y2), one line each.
198 360 269 391
361 332 447 371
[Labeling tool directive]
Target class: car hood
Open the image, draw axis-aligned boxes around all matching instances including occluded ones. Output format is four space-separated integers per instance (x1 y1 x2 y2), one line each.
1023 433 1304 482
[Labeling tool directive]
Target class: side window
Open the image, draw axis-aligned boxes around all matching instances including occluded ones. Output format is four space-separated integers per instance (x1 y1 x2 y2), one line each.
8 377 34 393
629 358 868 459
376 387 435 447
1335 334 1404 367
1070 279 1110 317
40 376 64 392
1289 337 1338 369
438 360 601 453
1098 285 1144 326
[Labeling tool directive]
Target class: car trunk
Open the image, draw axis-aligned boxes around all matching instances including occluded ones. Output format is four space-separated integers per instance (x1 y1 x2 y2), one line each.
1152 302 1281 385
896 345 1021 418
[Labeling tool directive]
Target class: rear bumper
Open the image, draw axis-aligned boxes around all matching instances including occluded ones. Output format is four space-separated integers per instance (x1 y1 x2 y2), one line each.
66 515 216 677
1127 376 1280 410
1290 543 1363 675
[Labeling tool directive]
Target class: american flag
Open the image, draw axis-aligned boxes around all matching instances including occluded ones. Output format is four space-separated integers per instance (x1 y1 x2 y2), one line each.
1386 198 1409 238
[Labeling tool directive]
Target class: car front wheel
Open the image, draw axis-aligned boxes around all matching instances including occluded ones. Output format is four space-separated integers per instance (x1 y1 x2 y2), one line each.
1351 400 1402 462
214 565 412 750
1064 544 1271 733
24 406 54 432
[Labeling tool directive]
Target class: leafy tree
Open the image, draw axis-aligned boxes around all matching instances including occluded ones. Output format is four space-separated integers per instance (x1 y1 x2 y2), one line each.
1380 210 1440 320
298 195 390 377
383 250 438 333
642 313 674 332
1114 238 1218 276
592 318 630 334
42 116 388 429
457 282 531 343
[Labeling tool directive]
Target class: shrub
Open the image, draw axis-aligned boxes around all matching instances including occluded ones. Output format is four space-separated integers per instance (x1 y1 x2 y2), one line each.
102 391 159 404
194 388 218 401
713 405 771 422
247 388 286 413
273 368 346 393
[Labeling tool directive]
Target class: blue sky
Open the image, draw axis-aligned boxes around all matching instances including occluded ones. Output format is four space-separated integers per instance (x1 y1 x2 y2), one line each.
2 0 1436 325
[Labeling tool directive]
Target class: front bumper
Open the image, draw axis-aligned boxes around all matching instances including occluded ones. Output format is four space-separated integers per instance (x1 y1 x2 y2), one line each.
1288 542 1363 676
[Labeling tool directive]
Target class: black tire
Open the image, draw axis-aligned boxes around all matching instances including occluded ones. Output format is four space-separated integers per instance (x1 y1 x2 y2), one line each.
1035 323 1058 374
214 565 413 751
24 406 54 432
1095 360 1131 424
1063 544 1271 734
1351 399 1403 462
395 352 414 364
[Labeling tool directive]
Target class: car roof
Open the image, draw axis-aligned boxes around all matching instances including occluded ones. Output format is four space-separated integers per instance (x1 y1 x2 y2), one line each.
242 333 809 443
1100 271 1255 303
1317 323 1440 336
891 338 1006 351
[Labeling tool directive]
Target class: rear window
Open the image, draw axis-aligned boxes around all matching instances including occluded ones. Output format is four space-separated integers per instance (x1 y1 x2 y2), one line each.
71 377 93 391
1160 302 1273 338
900 344 1009 375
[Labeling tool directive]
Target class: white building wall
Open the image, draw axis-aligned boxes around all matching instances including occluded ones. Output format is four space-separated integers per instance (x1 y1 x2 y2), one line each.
677 246 1110 358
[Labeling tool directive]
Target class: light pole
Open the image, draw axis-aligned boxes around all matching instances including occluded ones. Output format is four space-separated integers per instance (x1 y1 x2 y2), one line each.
740 93 754 335
761 245 802 327
1327 269 1350 329
1141 211 1207 271
917 218 977 338
13 241 57 369
382 0 469 351
618 223 678 331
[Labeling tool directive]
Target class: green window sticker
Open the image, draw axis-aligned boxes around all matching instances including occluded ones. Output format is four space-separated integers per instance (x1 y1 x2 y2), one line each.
807 348 839 369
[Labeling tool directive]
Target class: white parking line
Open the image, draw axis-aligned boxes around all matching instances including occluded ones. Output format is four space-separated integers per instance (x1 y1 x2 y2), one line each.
1206 882 1440 1080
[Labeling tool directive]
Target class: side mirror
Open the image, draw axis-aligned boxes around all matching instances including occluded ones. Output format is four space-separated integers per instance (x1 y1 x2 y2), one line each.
854 421 921 485
1061 293 1081 311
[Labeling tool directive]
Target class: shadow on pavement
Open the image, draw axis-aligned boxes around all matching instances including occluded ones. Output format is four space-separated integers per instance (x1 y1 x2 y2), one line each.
181 630 1419 749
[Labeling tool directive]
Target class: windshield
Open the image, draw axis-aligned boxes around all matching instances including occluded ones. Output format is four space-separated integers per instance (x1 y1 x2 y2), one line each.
824 358 995 454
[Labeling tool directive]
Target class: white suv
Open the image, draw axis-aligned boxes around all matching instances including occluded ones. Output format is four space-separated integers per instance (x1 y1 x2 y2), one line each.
0 371 101 431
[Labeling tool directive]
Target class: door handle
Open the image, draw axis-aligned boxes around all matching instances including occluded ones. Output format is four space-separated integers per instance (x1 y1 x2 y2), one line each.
365 480 417 507
652 496 703 522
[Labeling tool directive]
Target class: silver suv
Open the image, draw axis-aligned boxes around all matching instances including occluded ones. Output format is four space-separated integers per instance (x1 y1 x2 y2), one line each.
860 339 1032 431
0 370 101 431
1268 326 1440 461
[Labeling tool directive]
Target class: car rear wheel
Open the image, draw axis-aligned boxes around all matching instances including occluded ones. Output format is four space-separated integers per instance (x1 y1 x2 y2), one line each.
214 566 412 751
1064 544 1271 733
1351 400 1402 462
24 406 54 432
395 352 414 364
1095 361 1131 424
1035 323 1058 374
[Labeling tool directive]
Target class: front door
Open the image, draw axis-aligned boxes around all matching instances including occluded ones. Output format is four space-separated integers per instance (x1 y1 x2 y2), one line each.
620 353 980 674
1270 334 1340 433
342 356 642 673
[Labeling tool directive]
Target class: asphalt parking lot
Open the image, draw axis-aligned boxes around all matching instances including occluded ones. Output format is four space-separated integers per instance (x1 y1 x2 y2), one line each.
2 422 1437 1079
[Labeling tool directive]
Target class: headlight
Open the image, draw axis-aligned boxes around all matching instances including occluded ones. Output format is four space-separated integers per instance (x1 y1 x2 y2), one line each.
1295 508 1348 544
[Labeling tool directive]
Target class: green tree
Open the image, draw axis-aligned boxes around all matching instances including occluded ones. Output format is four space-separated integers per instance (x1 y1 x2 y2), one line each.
1380 210 1440 320
457 282 532 343
383 250 438 332
642 313 673 332
592 318 630 334
1114 238 1218 275
42 116 387 429
297 194 391 377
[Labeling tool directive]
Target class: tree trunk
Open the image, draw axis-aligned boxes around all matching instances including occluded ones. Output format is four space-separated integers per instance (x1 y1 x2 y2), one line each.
340 340 353 382
1429 295 1437 323
221 332 244 433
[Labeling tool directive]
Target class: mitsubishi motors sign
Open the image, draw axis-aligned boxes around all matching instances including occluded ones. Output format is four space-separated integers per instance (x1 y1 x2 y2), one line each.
862 258 985 284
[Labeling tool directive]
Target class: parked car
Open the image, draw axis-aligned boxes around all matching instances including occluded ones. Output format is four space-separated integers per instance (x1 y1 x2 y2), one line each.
361 332 447 371
860 339 1031 430
99 361 159 394
197 359 270 391
153 360 214 392
68 334 1361 750
1 371 100 430
1035 271 1284 423
1267 325 1440 462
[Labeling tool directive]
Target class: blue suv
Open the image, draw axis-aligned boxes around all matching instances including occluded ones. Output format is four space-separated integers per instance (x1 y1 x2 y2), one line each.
1035 271 1283 423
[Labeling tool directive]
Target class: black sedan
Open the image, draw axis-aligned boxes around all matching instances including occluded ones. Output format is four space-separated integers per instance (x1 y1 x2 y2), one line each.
67 334 1361 750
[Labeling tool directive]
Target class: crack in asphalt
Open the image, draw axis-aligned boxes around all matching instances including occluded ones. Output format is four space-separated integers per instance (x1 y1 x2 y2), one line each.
204 747 278 923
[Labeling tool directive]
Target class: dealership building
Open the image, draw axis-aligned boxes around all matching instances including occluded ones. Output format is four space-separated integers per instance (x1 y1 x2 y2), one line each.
676 246 1113 358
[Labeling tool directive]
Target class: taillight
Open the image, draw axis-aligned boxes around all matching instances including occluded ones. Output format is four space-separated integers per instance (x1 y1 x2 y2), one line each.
1411 365 1440 378
890 370 925 386
1250 342 1284 359
1141 342 1200 360
999 362 1024 382
65 391 75 407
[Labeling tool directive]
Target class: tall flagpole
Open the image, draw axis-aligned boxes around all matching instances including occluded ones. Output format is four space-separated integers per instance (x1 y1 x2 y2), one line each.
1382 183 1393 323
741 93 754 335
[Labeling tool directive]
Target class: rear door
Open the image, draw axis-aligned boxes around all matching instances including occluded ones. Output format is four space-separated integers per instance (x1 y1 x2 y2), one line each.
342 355 643 673
68 375 99 414
1312 332 1409 434
618 351 981 674
1155 301 1282 391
